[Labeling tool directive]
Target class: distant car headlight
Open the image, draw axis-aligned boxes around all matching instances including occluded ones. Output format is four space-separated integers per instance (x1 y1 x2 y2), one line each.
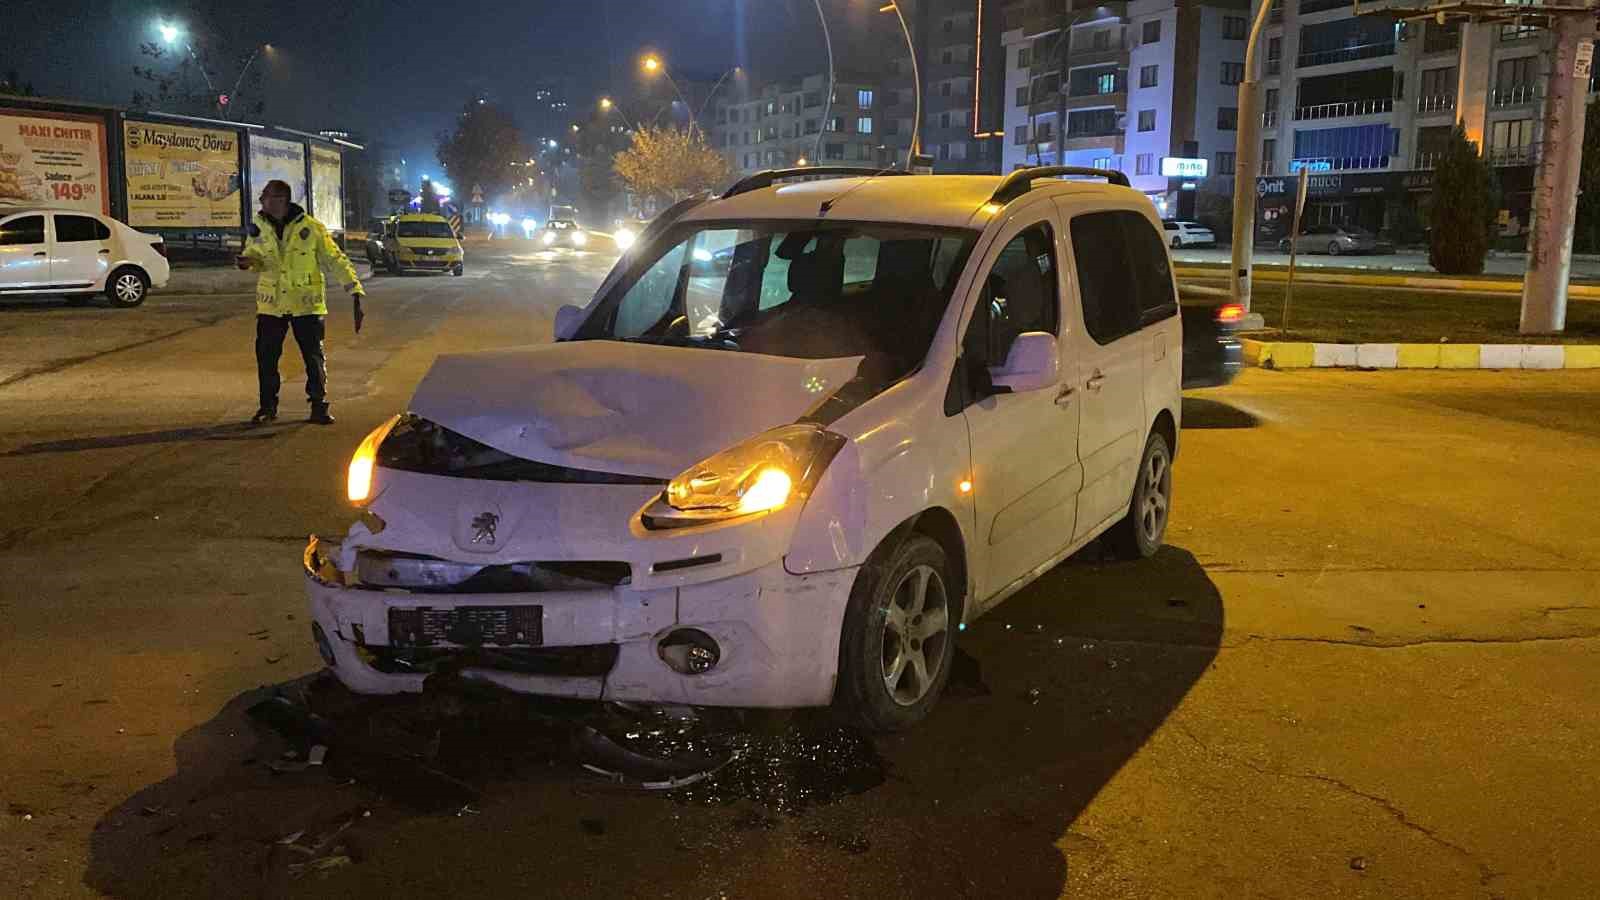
542 231 557 246
641 424 846 530
613 227 636 250
571 230 588 247
347 415 401 505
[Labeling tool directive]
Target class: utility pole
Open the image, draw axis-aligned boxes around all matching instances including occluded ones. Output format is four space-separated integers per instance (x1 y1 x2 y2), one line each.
1227 0 1276 313
1520 11 1597 334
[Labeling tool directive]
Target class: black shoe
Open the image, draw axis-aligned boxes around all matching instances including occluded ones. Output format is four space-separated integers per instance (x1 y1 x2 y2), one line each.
308 404 335 425
251 407 278 425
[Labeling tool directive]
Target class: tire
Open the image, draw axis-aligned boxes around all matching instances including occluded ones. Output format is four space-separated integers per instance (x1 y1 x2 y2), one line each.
386 252 402 276
1327 241 1342 256
1278 239 1290 253
1170 236 1182 249
452 263 464 277
106 267 149 308
836 533 957 732
1104 430 1173 561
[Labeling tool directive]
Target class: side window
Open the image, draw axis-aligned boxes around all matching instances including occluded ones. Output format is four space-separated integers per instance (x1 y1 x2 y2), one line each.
1070 212 1142 344
963 223 1059 366
1120 212 1177 325
54 215 111 243
0 215 45 246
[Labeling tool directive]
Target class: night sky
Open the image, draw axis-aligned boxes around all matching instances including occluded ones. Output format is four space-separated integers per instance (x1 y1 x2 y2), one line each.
5 0 895 170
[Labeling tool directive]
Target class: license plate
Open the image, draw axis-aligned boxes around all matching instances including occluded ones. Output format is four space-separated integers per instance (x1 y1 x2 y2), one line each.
388 605 543 647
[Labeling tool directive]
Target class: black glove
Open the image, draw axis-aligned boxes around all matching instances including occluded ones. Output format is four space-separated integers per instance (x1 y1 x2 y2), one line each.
352 294 365 334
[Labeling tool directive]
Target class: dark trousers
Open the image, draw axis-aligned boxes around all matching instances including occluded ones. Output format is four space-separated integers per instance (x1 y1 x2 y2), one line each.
255 314 327 409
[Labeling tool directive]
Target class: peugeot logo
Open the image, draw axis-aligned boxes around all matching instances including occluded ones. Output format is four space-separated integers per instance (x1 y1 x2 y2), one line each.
470 511 499 545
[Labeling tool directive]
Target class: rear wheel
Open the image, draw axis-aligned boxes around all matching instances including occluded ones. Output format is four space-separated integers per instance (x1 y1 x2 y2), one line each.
452 262 464 277
107 267 149 308
1105 431 1173 560
836 534 956 732
1170 235 1182 249
386 252 402 275
1327 241 1342 256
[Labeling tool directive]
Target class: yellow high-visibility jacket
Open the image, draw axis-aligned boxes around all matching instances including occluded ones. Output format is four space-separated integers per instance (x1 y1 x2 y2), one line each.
242 204 363 316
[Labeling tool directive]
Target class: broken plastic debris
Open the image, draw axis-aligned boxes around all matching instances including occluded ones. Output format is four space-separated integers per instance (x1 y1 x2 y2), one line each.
1349 856 1369 871
574 725 737 791
308 745 327 766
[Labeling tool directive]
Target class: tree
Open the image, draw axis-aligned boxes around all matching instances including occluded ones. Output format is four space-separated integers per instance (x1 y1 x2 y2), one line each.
436 98 532 204
613 126 732 205
1575 101 1600 252
0 69 38 97
130 5 266 118
1429 125 1495 275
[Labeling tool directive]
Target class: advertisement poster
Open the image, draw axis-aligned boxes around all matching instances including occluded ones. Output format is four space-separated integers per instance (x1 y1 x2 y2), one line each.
310 145 344 230
248 135 306 210
124 119 242 228
0 108 108 213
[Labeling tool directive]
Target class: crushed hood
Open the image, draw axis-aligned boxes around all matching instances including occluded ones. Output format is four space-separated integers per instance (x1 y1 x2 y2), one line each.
407 341 863 480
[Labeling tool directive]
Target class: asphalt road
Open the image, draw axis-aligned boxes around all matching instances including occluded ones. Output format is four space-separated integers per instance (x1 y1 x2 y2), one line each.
2 242 1598 899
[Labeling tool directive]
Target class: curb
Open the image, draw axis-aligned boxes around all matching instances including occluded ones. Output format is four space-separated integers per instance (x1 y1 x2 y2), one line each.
1241 339 1600 370
1174 266 1600 299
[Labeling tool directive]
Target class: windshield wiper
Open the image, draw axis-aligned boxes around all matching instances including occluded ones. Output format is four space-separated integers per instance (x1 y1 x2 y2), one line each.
613 334 741 350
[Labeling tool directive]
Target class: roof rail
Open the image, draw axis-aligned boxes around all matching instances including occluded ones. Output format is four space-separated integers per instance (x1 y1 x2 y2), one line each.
721 166 911 199
990 165 1131 204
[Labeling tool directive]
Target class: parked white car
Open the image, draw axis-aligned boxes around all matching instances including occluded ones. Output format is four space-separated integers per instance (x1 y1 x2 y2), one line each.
304 166 1183 731
1162 219 1216 249
0 207 169 306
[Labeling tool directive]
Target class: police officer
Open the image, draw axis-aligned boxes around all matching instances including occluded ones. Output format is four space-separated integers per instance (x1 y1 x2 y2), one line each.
237 179 365 425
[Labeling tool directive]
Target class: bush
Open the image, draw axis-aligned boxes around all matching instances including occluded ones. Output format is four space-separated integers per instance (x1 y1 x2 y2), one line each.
1428 125 1495 275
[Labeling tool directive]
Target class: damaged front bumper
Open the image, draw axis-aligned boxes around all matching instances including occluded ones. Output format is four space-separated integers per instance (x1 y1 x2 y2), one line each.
304 536 856 708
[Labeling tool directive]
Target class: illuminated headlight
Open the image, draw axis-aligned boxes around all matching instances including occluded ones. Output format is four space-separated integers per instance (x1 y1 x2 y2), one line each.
571 230 588 247
641 424 846 530
542 231 556 246
347 414 401 504
613 227 636 250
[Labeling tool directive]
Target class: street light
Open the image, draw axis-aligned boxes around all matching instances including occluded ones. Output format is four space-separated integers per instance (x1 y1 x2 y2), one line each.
872 1 922 160
599 97 612 110
158 22 180 45
638 54 741 138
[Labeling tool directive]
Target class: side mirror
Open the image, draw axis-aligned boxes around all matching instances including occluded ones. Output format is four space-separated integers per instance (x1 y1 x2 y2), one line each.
989 331 1059 394
554 303 586 340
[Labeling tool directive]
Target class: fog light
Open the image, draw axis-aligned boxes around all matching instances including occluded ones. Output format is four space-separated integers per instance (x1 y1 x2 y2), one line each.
659 628 720 675
312 621 337 667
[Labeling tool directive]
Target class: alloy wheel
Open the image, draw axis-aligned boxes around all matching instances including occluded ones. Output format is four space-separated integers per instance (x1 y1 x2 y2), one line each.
114 273 144 303
1139 444 1172 546
879 563 950 706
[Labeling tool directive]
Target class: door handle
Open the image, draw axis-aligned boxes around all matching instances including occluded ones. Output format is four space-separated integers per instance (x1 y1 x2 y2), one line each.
1054 385 1075 407
1085 371 1106 392
33 251 47 257
98 249 111 254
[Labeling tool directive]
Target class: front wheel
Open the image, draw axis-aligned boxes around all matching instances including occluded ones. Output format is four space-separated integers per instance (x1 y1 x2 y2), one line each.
107 267 149 307
452 263 464 277
836 534 956 732
1170 236 1182 249
386 252 402 275
1105 431 1173 560
1327 241 1342 256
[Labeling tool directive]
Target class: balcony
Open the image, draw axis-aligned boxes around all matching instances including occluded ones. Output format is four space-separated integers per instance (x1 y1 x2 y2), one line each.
1492 84 1539 107
1262 110 1280 127
1489 143 1539 166
1300 0 1349 14
1289 155 1391 172
1298 41 1396 69
1413 151 1441 170
1417 94 1457 114
1266 58 1282 76
1293 98 1394 120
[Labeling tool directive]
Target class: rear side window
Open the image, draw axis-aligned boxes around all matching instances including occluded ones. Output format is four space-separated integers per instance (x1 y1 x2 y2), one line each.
54 215 111 242
1 215 45 246
1070 210 1175 343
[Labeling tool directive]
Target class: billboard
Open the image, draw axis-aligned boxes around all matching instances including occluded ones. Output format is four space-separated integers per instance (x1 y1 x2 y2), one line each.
309 145 343 230
0 108 109 213
124 119 242 228
248 134 306 211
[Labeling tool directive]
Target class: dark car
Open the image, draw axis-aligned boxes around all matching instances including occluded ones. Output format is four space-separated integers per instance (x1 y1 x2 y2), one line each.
1277 224 1393 256
540 219 589 249
1181 301 1245 388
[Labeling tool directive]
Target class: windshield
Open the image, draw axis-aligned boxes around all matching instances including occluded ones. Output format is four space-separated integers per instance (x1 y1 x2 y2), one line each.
575 220 977 379
397 221 456 239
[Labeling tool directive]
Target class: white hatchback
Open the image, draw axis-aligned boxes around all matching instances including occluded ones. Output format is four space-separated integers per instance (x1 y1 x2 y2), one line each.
305 166 1182 731
0 207 170 306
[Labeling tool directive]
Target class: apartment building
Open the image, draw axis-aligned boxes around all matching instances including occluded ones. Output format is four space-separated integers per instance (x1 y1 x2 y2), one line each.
908 0 1007 171
1001 2 1135 178
1255 3 1551 240
712 73 895 177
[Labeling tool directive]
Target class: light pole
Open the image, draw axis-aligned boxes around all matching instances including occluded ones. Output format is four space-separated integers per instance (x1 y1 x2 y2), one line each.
1225 0 1275 314
156 21 219 108
813 0 836 165
221 43 271 121
874 1 922 161
640 54 740 138
599 96 638 131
